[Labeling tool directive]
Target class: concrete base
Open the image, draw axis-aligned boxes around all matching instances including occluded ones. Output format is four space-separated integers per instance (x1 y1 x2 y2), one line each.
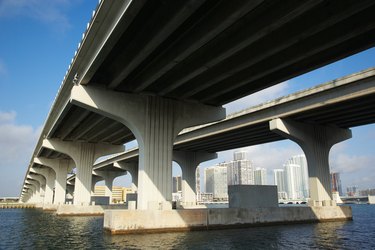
56 204 127 216
43 204 59 211
104 206 352 234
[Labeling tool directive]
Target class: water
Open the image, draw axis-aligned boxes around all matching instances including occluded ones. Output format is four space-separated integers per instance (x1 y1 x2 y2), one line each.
1 205 374 249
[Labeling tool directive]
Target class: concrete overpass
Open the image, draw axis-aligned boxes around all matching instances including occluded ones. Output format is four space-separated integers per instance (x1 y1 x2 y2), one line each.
20 0 375 209
51 67 375 207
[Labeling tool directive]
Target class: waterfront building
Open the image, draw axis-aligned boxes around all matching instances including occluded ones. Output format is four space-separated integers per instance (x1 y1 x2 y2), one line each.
273 169 287 199
254 168 267 185
204 163 228 201
93 186 133 203
284 163 303 200
330 172 343 196
347 185 358 196
227 151 254 185
287 155 309 198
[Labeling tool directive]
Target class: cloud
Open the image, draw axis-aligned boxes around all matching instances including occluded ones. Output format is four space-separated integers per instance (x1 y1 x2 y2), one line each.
0 111 41 196
0 0 72 30
330 153 374 174
224 81 290 114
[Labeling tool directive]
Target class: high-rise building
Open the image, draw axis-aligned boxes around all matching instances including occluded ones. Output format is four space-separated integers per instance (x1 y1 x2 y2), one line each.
330 172 343 196
273 169 287 199
204 163 228 201
172 176 182 193
227 151 254 185
284 163 303 200
196 166 200 195
287 155 309 198
347 185 358 196
254 168 267 185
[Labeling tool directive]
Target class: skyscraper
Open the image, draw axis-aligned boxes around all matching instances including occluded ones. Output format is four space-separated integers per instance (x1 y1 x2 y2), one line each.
227 151 254 185
204 163 228 200
273 169 287 199
284 163 303 200
254 168 267 185
287 155 309 198
330 172 343 196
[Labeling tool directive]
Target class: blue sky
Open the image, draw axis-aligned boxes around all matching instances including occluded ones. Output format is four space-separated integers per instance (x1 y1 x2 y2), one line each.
0 1 374 197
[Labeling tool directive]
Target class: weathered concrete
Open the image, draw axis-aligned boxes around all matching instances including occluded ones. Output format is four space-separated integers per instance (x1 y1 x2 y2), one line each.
43 204 59 211
104 206 352 234
368 195 375 204
55 204 127 216
228 185 278 208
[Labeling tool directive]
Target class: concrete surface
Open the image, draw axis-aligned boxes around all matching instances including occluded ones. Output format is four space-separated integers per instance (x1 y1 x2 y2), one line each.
104 206 352 234
228 185 278 208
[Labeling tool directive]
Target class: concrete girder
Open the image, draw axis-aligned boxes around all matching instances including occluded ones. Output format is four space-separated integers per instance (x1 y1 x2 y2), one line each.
70 84 225 210
270 118 352 205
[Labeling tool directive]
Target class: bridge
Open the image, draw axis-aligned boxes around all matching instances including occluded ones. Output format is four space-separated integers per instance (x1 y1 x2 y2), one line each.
18 0 375 232
25 67 375 208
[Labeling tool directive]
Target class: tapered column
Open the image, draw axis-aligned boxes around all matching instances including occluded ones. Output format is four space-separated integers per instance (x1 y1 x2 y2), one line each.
26 179 41 203
270 118 352 205
95 169 127 204
70 85 225 210
30 168 56 205
91 175 103 195
41 139 124 205
173 151 217 206
25 183 36 203
54 160 70 204
115 162 138 191
30 174 46 203
34 158 74 205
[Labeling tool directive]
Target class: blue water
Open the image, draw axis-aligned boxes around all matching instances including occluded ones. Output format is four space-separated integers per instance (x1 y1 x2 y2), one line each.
0 205 374 249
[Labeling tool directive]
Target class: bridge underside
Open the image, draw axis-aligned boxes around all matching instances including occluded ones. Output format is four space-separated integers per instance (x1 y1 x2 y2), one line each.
84 0 375 106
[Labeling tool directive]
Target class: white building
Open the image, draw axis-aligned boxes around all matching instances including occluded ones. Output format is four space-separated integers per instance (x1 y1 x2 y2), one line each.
287 155 309 198
273 169 287 199
227 151 254 185
204 163 228 201
284 163 303 200
254 168 267 185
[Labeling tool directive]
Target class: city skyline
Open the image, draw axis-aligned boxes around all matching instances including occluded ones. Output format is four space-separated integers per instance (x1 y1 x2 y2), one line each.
1 1 375 197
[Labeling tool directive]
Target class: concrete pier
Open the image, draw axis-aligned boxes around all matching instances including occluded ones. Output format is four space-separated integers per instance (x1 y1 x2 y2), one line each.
104 206 352 234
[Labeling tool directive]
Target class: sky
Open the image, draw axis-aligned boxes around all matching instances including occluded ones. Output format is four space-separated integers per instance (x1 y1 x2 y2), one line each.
0 1 374 197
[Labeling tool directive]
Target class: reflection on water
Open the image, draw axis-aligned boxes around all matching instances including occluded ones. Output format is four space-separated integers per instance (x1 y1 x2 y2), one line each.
1 205 375 249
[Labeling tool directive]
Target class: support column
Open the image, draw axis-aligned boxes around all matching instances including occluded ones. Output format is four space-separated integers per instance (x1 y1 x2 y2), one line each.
115 162 138 191
26 179 41 203
30 168 56 205
95 169 127 204
25 183 36 203
30 174 46 204
34 158 74 205
270 118 352 205
70 85 225 210
91 175 103 196
41 139 124 205
173 151 217 207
